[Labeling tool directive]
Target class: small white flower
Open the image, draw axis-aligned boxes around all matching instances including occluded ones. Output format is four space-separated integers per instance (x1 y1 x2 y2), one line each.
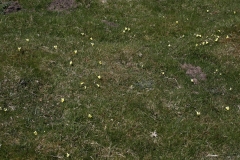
150 130 157 138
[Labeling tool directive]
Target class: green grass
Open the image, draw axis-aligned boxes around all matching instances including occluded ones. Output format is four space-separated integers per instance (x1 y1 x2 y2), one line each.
1 0 240 159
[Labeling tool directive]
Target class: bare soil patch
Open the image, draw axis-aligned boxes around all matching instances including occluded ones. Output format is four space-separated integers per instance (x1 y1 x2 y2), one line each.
181 63 207 84
48 0 79 12
1 1 21 14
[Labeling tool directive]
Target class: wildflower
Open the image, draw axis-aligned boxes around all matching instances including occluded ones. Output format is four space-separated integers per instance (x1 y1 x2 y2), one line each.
18 47 21 51
91 43 94 46
125 27 128 31
70 61 73 66
98 75 101 80
88 114 92 118
84 86 87 89
207 10 209 13
218 30 221 33
66 153 70 157
150 130 157 138
81 33 85 36
196 111 201 116
99 61 102 65
127 28 130 31
61 98 65 103
196 44 199 47
80 82 84 85
196 34 202 38
176 21 178 24
168 44 171 47
0 107 2 110
129 85 134 89
34 131 38 135
4 108 7 112
225 106 230 110
26 39 29 42
74 50 77 54
234 11 236 14
205 41 209 45
90 37 93 40
229 87 232 91
54 45 57 49
226 35 229 39
123 30 126 33
191 79 194 82
96 84 100 88
161 71 165 75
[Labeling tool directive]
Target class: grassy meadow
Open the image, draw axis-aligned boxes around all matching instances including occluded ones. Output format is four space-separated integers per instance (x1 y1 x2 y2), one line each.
0 0 240 159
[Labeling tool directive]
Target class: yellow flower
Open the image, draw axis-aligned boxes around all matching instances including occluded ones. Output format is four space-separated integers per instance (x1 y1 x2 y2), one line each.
18 47 21 51
226 35 229 39
229 87 232 91
96 84 100 88
234 11 236 14
74 50 77 54
99 61 102 65
26 39 29 42
84 86 87 89
88 114 92 118
61 98 65 103
127 27 130 31
215 38 219 42
91 43 94 46
207 10 209 13
196 111 201 116
225 106 230 110
161 72 165 75
196 34 202 38
125 27 128 31
66 153 70 157
176 21 178 24
168 44 171 47
90 37 93 40
81 33 85 36
54 45 57 49
70 61 73 65
34 131 38 135
80 82 84 85
98 75 101 79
